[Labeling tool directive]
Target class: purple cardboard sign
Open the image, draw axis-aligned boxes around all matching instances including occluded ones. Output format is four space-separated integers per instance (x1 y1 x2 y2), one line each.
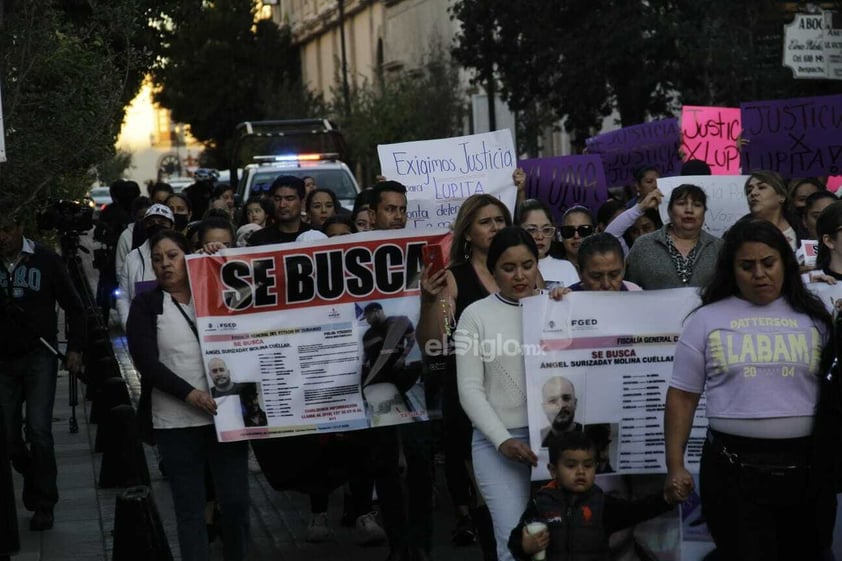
740 94 842 177
585 118 682 186
518 155 608 223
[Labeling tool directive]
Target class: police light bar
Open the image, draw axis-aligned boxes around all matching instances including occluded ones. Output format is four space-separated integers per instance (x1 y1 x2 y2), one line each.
252 152 340 164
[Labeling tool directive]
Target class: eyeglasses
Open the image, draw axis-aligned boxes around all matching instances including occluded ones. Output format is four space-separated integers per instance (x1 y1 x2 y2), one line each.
559 225 595 239
523 225 556 238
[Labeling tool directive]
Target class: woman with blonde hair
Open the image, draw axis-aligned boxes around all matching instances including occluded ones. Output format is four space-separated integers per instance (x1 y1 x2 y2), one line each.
744 170 805 251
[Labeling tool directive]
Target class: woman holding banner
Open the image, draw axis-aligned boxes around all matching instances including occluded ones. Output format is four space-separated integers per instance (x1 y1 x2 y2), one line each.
453 226 543 561
663 218 838 560
418 193 512 557
625 184 722 289
127 230 250 561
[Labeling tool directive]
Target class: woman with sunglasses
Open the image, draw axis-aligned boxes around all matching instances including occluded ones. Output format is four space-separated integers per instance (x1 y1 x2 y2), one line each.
558 206 595 275
516 199 578 289
625 184 722 289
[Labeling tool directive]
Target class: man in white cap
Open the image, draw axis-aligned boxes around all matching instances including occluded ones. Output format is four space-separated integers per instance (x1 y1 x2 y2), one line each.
116 203 174 329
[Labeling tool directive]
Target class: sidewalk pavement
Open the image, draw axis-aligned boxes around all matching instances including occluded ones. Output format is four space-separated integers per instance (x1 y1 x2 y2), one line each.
10 231 485 561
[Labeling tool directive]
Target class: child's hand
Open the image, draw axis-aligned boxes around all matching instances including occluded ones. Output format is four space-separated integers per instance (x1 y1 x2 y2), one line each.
521 525 549 555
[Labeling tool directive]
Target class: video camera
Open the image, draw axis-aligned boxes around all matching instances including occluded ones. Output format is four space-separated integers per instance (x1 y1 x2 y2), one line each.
36 199 94 234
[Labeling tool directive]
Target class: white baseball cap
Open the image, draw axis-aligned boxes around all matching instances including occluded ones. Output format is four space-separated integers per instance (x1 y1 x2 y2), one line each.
144 203 175 223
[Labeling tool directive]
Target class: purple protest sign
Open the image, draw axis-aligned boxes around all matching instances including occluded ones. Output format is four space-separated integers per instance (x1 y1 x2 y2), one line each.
584 118 682 186
741 94 842 177
518 155 608 222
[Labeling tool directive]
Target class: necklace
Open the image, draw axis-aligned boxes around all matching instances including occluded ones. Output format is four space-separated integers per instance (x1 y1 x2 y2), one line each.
440 297 456 338
666 228 699 285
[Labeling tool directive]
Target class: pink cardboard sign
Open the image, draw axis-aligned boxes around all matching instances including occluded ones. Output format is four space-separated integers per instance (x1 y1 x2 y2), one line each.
681 106 742 175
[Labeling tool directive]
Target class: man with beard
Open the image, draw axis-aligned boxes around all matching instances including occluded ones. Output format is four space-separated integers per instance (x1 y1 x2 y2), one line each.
207 358 243 398
540 375 582 447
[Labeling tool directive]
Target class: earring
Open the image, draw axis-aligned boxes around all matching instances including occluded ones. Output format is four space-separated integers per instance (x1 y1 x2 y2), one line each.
463 241 472 262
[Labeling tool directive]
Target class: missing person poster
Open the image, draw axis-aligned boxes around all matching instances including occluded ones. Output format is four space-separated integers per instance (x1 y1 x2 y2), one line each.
522 289 712 560
522 288 704 480
185 229 448 442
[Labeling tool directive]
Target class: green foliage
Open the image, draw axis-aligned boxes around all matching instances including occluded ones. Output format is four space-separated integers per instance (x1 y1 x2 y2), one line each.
330 48 466 185
451 0 842 152
151 0 313 168
0 0 158 211
96 149 134 186
674 0 842 106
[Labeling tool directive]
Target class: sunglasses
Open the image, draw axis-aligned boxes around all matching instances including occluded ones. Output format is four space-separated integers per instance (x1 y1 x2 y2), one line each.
559 225 595 239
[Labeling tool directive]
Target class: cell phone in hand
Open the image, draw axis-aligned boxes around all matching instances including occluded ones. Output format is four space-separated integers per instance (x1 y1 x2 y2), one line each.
422 244 445 276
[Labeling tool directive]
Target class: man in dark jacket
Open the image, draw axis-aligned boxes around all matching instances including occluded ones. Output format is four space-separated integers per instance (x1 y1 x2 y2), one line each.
0 200 86 531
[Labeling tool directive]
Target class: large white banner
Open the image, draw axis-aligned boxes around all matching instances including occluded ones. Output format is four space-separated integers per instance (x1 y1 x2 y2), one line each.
657 175 750 239
185 229 449 441
377 130 517 229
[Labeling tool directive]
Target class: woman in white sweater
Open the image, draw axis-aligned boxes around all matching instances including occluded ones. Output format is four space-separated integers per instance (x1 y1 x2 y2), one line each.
455 226 542 561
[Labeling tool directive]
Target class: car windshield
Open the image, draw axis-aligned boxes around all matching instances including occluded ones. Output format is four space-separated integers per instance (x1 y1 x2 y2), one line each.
250 169 357 202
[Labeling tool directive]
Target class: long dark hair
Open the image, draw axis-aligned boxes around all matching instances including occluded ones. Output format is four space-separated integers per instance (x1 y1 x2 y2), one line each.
702 217 830 330
816 200 842 272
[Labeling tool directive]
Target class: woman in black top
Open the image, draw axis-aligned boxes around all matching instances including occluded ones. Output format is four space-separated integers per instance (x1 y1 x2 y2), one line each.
417 194 512 558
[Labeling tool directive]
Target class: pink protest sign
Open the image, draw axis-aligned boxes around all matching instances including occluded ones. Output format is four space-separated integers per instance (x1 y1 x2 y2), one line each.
681 106 742 175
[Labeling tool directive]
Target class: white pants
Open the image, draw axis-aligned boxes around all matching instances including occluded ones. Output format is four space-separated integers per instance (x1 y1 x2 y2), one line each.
472 427 532 561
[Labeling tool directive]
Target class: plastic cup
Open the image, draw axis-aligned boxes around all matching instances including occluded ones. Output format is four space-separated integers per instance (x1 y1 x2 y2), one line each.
525 521 548 561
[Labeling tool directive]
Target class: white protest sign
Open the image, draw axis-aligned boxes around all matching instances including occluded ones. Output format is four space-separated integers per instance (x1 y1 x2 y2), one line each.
807 281 842 313
657 175 750 238
799 239 819 267
377 130 517 229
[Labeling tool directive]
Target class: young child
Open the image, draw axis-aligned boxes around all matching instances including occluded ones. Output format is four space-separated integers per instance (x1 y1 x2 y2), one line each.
508 431 679 561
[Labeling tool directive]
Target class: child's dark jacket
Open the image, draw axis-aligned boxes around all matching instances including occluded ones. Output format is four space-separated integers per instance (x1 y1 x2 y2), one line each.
508 480 673 561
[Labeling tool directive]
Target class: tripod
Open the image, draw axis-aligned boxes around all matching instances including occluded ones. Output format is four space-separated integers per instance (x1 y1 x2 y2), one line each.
57 230 113 434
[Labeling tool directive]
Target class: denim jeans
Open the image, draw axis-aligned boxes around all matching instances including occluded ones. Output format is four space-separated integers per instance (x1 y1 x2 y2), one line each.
472 427 531 561
0 346 59 510
156 425 249 561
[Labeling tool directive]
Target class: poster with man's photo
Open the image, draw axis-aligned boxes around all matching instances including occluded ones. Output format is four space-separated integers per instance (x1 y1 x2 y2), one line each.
185 229 449 442
521 288 703 481
522 288 713 560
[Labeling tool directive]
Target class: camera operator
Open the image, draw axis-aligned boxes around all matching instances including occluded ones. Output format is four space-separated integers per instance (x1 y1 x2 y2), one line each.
0 199 85 532
93 180 140 321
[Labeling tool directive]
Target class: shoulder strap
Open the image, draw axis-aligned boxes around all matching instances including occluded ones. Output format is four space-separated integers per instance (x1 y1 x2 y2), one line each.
170 295 200 343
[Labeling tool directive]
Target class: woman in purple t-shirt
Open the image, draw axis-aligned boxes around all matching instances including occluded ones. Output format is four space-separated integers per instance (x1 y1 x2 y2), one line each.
663 218 836 561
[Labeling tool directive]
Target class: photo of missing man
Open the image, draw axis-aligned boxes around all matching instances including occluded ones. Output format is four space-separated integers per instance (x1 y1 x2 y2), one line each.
540 375 583 447
359 300 425 427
